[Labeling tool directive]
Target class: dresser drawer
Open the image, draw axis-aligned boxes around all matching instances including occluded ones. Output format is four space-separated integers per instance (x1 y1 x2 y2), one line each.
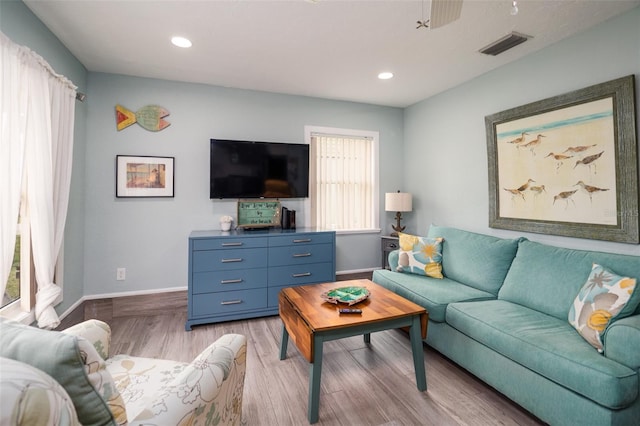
192 237 268 251
268 243 333 266
192 248 267 272
192 268 268 294
192 288 267 317
269 232 334 247
268 262 335 287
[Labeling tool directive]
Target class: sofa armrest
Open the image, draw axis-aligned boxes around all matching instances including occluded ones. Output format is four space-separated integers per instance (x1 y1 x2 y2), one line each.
388 249 399 271
62 319 111 360
604 315 640 369
129 333 247 426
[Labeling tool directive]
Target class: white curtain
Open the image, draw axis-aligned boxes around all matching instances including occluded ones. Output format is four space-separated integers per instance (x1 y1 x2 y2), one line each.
1 32 77 329
310 134 373 231
0 33 28 305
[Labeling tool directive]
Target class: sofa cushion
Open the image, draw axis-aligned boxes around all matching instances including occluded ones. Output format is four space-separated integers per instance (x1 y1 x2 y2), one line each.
371 268 495 322
107 355 188 421
427 224 521 295
0 357 80 426
0 319 116 426
569 263 639 352
446 300 638 409
396 233 443 278
499 239 640 320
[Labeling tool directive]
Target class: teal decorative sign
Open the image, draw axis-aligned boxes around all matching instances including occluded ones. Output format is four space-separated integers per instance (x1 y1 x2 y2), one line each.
237 200 281 228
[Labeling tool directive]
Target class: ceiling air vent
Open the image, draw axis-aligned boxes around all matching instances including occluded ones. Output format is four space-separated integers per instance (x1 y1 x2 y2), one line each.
479 32 531 56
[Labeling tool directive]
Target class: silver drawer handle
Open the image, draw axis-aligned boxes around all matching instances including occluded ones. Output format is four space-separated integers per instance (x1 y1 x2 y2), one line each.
293 253 311 257
292 272 312 278
221 258 243 263
293 239 312 243
221 300 243 305
389 243 398 249
222 242 243 247
220 279 243 284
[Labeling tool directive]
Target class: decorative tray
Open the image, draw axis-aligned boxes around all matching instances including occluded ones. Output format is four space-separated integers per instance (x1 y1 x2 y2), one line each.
321 286 370 306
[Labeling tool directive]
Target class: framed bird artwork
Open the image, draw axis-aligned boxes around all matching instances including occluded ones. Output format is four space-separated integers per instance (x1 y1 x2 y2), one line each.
485 75 638 243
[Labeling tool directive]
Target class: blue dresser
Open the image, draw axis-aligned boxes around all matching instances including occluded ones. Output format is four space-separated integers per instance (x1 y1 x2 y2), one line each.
186 228 336 330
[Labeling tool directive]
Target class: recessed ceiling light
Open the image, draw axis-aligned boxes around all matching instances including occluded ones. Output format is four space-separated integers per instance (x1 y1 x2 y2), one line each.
171 36 192 48
378 72 394 80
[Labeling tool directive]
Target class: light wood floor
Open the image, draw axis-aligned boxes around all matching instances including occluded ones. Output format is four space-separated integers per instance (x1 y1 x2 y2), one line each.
108 312 545 426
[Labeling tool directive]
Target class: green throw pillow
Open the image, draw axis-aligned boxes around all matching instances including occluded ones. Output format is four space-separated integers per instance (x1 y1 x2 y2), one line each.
396 232 444 279
0 318 116 426
568 263 639 352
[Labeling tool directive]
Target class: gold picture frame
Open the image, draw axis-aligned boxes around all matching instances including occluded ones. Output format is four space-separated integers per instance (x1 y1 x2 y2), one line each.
485 75 638 243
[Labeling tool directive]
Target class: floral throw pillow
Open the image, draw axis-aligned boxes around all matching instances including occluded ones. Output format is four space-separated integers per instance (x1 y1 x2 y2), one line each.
76 337 128 425
396 233 444 279
568 263 638 352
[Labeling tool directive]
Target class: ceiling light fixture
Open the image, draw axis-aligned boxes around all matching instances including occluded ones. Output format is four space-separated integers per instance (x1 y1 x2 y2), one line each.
378 72 394 80
510 0 519 16
171 36 192 48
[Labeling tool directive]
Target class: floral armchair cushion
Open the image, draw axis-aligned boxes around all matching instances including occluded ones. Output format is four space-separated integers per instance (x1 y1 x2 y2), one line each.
106 333 247 425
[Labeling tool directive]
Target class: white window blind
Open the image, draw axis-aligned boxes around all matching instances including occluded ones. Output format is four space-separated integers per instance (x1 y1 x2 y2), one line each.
310 130 378 232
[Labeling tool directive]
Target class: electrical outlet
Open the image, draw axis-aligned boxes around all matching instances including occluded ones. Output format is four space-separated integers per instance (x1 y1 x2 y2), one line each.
116 268 126 281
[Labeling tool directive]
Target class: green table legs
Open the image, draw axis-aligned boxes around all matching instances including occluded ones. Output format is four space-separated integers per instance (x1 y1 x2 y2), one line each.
308 335 324 423
279 323 289 360
280 316 427 423
409 314 427 391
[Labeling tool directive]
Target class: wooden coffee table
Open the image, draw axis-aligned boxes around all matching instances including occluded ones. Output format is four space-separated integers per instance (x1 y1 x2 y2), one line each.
278 279 428 423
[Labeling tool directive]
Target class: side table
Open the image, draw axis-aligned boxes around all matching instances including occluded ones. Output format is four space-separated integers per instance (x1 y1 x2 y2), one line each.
381 235 399 269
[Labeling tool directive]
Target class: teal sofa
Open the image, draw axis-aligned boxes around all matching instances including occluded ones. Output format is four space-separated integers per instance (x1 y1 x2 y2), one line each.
372 225 640 426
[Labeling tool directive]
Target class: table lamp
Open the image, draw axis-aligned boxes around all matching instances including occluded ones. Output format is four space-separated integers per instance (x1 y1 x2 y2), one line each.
385 191 412 237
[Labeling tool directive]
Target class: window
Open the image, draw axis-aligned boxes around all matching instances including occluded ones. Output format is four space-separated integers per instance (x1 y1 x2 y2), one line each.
4 234 21 308
2 203 35 322
306 126 379 233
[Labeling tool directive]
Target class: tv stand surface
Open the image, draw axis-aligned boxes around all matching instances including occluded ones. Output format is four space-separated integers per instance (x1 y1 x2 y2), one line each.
186 228 336 330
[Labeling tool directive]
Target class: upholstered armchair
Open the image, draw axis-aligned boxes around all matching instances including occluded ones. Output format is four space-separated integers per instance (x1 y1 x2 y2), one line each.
0 318 247 426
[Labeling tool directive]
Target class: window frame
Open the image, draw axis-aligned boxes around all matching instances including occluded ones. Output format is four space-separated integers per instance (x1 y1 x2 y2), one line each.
305 125 380 235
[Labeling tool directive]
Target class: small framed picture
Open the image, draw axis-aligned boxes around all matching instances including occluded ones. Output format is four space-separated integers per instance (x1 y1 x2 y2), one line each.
116 155 175 198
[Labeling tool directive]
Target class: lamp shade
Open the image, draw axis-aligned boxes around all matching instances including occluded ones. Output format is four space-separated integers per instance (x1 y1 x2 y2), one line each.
385 192 412 212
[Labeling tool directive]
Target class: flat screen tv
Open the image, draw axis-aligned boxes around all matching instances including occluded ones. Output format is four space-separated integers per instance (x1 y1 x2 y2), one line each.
210 139 310 199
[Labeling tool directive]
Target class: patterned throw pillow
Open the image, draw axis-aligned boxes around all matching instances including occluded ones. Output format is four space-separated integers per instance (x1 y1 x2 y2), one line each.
0 357 80 426
76 337 129 425
568 263 639 352
396 233 444 279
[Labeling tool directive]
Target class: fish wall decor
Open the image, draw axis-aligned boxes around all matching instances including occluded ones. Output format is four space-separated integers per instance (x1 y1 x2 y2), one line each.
115 104 171 132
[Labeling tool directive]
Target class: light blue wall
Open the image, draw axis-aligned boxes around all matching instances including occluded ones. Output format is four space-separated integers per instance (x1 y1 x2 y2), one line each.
404 7 640 256
0 0 88 314
3 0 639 307
83 73 404 295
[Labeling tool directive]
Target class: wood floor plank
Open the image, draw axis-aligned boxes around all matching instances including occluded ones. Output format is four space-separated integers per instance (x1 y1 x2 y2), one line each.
106 313 543 425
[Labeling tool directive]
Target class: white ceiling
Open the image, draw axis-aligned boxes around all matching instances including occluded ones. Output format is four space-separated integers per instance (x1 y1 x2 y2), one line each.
23 0 640 108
